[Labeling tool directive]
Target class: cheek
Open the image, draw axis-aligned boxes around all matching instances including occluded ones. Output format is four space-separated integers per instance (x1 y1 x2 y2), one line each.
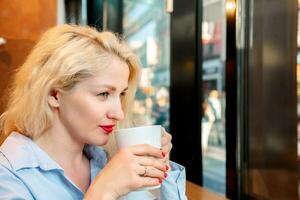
88 106 106 122
75 99 105 121
60 96 105 123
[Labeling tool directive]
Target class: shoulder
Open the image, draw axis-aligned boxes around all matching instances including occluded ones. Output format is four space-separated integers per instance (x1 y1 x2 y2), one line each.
0 151 24 183
0 132 40 171
0 157 34 199
0 151 13 169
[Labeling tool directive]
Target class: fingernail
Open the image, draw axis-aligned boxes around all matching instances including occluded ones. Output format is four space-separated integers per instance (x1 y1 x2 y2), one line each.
158 178 162 184
162 152 165 157
166 165 169 171
164 172 168 178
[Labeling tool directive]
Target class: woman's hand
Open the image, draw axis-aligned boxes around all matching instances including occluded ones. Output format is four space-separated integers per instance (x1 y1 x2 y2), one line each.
161 128 173 172
84 144 168 200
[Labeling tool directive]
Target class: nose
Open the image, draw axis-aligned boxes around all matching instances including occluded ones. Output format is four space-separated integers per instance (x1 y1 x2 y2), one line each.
107 97 125 121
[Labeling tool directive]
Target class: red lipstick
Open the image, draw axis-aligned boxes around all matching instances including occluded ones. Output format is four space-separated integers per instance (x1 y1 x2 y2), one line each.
99 125 115 134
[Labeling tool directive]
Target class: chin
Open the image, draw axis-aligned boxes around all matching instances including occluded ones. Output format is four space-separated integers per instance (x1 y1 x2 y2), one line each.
90 137 109 146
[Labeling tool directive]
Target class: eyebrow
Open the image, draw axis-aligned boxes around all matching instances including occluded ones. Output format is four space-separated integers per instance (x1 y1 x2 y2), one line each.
98 84 128 92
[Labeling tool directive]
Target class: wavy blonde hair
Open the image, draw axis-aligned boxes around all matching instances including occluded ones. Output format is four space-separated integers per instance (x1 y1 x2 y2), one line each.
0 24 141 145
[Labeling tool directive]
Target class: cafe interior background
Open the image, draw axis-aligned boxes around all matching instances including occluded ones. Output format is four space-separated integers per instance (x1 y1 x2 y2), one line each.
0 0 299 199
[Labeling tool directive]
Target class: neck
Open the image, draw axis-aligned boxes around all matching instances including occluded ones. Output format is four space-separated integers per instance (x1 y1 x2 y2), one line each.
34 117 85 167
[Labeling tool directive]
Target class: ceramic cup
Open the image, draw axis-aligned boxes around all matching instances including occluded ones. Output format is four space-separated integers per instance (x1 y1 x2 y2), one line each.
115 125 162 191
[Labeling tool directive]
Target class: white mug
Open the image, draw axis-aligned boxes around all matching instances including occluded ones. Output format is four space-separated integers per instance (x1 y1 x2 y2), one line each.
115 125 162 191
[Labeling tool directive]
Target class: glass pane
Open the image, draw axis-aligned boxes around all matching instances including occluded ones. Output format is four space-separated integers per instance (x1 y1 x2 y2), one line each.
201 0 226 195
123 0 171 131
58 0 87 25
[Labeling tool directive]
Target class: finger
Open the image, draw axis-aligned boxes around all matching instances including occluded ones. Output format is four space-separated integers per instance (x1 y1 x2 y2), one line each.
138 156 167 172
137 165 147 176
138 177 162 188
138 166 167 179
166 163 171 173
161 142 172 164
129 144 164 159
161 130 172 146
161 153 170 164
161 142 172 155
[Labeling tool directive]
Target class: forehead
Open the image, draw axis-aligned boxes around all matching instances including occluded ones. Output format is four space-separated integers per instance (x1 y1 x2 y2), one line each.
80 57 130 89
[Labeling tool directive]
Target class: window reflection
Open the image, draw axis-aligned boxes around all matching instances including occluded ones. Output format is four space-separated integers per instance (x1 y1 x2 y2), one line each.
57 0 87 25
123 0 170 131
202 0 226 195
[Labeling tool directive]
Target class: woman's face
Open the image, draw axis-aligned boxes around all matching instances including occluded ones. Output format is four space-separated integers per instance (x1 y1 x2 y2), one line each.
56 57 129 146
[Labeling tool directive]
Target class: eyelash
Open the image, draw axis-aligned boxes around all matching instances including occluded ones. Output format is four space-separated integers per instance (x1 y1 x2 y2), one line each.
97 92 109 99
97 92 127 100
120 92 126 97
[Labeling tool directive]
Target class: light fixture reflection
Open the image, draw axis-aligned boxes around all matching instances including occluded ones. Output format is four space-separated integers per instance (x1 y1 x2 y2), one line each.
226 0 236 15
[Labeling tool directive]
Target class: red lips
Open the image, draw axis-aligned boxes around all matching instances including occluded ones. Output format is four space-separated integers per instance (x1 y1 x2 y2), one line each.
99 125 115 135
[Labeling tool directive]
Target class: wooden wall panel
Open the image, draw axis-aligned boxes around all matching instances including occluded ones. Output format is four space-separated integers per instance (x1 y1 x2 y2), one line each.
0 0 57 113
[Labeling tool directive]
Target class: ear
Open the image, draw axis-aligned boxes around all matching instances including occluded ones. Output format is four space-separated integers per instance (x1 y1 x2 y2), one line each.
48 90 59 108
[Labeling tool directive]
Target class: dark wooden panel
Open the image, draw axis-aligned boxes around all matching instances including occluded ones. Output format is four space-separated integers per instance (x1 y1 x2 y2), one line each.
225 4 238 200
240 0 299 199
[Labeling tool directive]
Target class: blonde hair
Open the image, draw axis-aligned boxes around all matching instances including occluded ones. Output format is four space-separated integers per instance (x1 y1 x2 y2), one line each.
0 24 141 143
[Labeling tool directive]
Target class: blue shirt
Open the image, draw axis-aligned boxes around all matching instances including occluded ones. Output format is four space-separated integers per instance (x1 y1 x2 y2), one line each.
0 132 187 200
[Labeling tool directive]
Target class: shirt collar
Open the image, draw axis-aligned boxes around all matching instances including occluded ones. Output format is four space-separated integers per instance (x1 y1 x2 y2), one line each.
0 132 108 172
83 144 108 168
84 144 108 181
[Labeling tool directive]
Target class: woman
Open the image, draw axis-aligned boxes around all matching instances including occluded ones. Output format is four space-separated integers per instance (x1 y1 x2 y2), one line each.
0 25 186 199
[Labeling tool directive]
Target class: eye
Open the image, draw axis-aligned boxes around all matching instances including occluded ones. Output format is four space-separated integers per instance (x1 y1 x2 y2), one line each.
97 92 109 100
